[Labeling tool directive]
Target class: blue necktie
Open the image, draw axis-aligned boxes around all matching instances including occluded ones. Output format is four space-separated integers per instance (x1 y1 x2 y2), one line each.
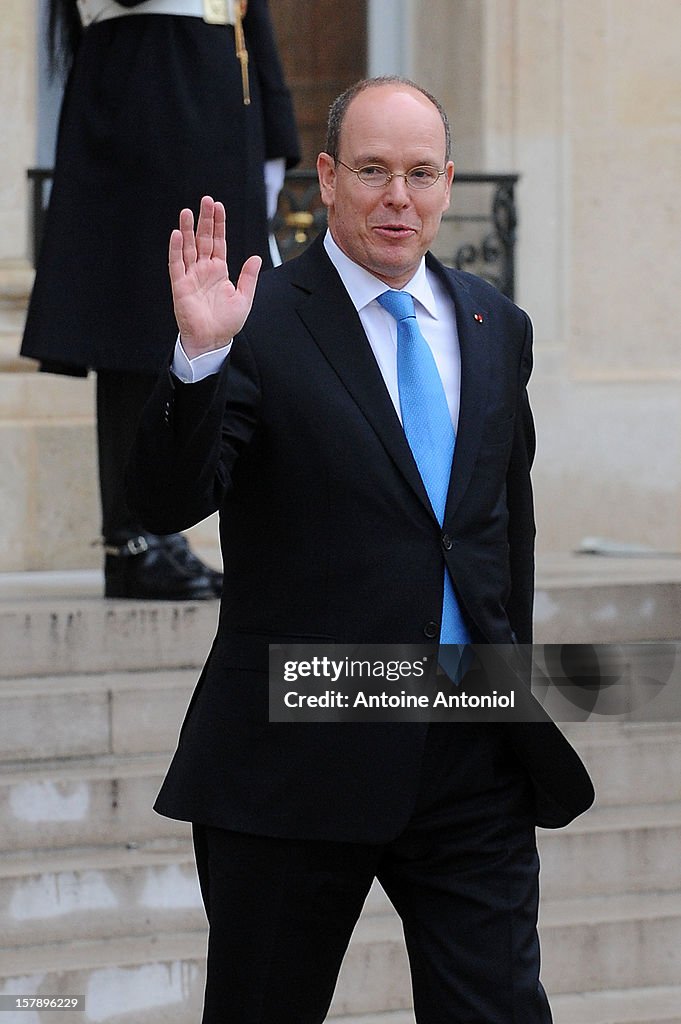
377 289 470 645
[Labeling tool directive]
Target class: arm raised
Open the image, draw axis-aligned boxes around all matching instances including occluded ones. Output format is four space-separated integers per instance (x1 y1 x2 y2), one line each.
169 195 262 359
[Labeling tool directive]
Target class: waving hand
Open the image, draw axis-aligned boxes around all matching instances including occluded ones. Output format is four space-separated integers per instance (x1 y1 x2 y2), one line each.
169 195 262 359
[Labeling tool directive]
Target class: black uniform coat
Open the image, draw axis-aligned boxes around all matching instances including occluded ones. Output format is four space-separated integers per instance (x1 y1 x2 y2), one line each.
21 0 300 375
127 237 594 841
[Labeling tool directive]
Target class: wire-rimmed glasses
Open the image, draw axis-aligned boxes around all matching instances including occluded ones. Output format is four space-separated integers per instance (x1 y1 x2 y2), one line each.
336 160 447 190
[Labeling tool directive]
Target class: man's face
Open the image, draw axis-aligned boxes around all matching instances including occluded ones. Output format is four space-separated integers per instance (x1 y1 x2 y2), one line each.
317 84 454 289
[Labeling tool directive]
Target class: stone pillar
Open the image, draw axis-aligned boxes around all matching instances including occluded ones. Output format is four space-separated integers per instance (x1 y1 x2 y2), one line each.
1 1 37 372
0 1 100 572
0 2 36 269
518 0 681 553
412 0 681 554
412 0 485 171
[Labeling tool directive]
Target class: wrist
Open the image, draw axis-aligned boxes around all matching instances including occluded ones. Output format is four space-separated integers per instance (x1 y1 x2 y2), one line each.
180 336 232 360
173 336 232 383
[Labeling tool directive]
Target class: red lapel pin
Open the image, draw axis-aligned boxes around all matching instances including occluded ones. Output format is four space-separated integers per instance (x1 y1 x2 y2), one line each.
474 312 484 323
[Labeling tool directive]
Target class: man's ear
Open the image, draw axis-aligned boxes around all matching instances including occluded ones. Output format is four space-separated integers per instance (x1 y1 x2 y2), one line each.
442 160 455 212
317 152 337 209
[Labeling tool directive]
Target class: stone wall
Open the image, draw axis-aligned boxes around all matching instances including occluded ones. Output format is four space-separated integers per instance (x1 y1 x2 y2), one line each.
1 0 680 569
414 0 681 555
1 1 35 268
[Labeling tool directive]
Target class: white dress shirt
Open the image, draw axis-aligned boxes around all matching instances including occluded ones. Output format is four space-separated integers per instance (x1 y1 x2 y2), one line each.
172 230 462 430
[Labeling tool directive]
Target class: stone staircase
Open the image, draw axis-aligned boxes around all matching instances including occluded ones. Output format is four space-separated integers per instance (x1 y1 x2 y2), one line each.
1 584 680 1023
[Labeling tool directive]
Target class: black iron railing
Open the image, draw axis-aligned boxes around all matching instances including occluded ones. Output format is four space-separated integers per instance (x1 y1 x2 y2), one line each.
28 168 519 300
440 172 518 301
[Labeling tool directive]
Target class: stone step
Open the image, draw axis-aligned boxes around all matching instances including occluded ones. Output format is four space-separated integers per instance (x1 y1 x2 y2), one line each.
562 722 681 806
551 985 681 1024
334 892 681 1007
0 841 203 948
330 914 411 1017
0 669 197 765
0 931 207 1024
3 788 680 943
3 568 681 677
540 891 681 994
533 557 681 644
332 892 681 1010
336 891 681 1007
3 742 678 901
0 844 394 950
536 800 681 899
0 754 183 853
2 890 680 1022
0 598 217 679
0 920 410 1022
331 1015 416 1024
3 953 680 1024
339 990 681 1024
3 669 679 812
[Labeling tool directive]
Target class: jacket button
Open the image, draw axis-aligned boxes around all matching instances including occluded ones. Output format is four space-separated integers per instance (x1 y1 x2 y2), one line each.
442 533 453 550
424 621 440 639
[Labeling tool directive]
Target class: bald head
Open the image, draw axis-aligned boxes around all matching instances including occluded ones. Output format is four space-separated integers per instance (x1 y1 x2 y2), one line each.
325 76 452 164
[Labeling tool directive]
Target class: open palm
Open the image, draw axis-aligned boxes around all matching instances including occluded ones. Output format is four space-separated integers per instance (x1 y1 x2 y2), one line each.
169 196 262 358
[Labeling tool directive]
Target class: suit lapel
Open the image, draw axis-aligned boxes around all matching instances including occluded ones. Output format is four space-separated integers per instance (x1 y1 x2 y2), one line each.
290 239 432 512
288 240 493 522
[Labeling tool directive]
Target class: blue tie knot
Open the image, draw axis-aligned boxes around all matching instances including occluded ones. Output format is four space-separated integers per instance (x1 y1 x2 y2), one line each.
377 289 416 323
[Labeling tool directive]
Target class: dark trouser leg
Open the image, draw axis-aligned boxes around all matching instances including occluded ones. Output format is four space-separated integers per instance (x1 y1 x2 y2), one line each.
192 825 379 1024
191 726 551 1024
97 368 221 598
96 368 156 541
378 724 552 1024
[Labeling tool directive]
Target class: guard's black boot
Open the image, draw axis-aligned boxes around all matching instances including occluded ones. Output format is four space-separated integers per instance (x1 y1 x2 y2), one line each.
104 533 219 600
161 533 223 597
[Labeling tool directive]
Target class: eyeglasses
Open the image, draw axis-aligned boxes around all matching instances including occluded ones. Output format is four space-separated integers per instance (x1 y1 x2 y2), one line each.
336 160 447 190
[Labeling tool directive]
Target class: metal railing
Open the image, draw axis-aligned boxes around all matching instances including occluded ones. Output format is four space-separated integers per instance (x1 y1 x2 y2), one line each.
28 168 519 300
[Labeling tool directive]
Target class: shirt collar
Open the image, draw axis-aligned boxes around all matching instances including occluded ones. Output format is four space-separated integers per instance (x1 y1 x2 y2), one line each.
323 230 439 320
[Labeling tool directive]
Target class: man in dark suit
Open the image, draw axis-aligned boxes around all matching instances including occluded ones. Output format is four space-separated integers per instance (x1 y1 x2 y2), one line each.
128 76 594 1023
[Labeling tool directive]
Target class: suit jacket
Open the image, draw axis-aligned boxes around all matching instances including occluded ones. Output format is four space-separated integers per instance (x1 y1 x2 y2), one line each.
128 235 594 840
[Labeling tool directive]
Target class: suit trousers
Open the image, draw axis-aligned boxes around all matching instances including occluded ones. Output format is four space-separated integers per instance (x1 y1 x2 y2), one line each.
191 723 553 1024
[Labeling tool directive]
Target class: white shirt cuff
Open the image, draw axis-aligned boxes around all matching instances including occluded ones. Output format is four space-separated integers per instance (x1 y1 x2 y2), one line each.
171 336 232 383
